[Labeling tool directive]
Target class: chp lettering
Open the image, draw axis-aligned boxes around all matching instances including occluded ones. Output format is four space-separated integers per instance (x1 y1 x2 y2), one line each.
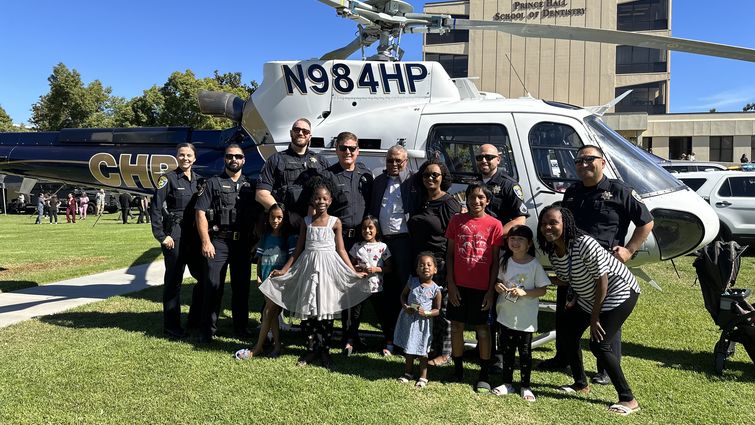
283 63 429 95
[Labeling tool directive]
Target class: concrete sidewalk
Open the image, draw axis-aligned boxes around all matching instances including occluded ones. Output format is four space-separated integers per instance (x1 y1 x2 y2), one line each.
0 261 184 328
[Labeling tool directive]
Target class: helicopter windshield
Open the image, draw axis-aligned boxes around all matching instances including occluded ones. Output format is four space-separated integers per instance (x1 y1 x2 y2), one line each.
585 116 685 197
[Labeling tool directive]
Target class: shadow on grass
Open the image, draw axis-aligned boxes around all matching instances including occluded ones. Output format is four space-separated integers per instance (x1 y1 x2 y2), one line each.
0 280 39 292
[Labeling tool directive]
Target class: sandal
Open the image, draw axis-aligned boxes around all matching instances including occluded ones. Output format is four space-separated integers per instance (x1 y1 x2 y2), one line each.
608 403 640 416
382 343 394 357
415 378 428 389
521 387 536 402
398 373 414 383
234 348 254 360
491 384 515 396
428 354 450 367
558 384 590 395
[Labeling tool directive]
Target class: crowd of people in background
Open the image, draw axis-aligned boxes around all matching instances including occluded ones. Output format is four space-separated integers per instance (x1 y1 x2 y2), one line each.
145 118 652 416
24 188 150 225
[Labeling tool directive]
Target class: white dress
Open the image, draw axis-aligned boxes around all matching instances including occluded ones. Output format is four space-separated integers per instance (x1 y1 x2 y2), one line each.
260 215 371 320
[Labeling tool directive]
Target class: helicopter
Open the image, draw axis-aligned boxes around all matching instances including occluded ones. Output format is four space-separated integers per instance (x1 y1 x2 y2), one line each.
2 0 755 268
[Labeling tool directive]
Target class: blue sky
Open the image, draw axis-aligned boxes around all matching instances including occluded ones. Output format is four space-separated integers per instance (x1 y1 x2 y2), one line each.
1 0 753 124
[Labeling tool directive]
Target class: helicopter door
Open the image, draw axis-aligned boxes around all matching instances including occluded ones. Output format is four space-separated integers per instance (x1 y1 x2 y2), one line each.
416 112 524 201
512 115 590 223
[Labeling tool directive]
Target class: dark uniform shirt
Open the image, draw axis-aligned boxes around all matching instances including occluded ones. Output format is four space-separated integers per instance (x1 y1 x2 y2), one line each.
195 172 255 235
482 168 529 223
257 146 330 208
150 168 200 242
323 162 373 229
562 176 654 250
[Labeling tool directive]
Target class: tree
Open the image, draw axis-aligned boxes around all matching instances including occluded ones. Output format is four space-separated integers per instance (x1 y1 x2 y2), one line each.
743 103 755 112
30 63 112 130
0 105 13 131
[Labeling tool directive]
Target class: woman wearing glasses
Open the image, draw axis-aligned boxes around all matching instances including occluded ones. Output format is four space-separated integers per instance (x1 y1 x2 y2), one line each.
407 158 462 366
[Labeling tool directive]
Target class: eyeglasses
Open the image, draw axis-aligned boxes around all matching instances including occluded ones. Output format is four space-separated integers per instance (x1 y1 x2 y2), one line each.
475 154 498 162
225 154 245 160
386 158 406 165
573 155 601 165
423 172 442 180
291 127 311 135
338 145 358 153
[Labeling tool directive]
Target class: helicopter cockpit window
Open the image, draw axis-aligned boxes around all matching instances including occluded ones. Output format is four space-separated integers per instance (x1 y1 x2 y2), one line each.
426 124 516 184
528 122 582 192
585 116 685 196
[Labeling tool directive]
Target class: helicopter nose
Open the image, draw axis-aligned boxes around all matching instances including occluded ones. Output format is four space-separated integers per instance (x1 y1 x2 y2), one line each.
647 189 719 261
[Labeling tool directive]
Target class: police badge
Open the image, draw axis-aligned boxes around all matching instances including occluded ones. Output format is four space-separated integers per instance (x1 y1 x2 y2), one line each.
601 191 613 200
491 185 501 195
156 175 168 189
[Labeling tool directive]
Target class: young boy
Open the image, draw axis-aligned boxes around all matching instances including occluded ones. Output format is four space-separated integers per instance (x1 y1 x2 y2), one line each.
445 183 504 391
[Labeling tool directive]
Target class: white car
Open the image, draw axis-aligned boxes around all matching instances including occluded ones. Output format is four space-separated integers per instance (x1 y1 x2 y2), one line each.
677 171 755 242
661 161 728 174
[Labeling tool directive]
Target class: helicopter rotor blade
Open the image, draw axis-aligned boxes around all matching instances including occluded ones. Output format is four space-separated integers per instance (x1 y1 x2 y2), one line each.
451 19 755 63
321 34 374 60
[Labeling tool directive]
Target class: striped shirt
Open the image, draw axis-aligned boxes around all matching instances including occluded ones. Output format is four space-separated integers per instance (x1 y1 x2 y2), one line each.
549 235 640 313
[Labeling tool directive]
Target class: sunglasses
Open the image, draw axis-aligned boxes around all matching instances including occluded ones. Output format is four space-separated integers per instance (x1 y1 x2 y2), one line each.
386 158 405 165
338 145 358 153
574 155 601 165
423 172 442 180
291 127 311 135
225 154 245 160
475 154 498 162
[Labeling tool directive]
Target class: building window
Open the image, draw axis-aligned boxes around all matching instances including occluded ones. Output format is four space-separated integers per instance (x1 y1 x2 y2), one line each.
617 0 669 31
425 53 468 78
425 15 469 45
615 82 667 115
710 136 734 162
616 46 667 74
750 135 755 162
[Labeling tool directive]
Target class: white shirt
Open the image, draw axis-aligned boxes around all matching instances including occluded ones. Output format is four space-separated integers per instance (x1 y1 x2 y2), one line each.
349 241 391 292
496 257 550 332
379 176 409 235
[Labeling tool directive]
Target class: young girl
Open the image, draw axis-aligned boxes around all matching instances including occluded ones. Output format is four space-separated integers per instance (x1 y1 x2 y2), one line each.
491 225 550 401
259 183 370 368
235 204 296 360
393 252 442 389
342 215 392 356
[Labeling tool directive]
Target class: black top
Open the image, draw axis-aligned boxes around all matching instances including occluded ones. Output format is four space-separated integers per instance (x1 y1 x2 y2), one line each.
149 168 200 242
407 193 462 259
482 168 529 223
323 162 373 229
562 176 654 250
195 171 256 234
256 146 329 196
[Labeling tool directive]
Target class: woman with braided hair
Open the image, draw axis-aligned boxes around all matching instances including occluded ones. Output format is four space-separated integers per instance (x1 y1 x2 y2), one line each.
537 205 641 416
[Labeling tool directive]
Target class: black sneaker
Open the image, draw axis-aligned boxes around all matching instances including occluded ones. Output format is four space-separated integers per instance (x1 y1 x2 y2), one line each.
591 372 612 385
163 328 188 339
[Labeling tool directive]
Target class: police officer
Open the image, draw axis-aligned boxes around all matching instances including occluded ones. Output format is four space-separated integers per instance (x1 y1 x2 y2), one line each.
539 144 654 384
476 143 529 371
476 143 529 233
149 142 204 338
255 118 329 221
323 131 374 354
195 144 256 342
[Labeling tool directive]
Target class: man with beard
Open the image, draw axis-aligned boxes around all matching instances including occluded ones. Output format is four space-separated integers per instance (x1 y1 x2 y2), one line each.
255 118 329 223
195 144 256 343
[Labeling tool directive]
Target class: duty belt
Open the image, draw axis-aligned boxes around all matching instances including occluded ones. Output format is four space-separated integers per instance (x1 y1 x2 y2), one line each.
342 227 358 238
212 230 241 240
382 233 409 241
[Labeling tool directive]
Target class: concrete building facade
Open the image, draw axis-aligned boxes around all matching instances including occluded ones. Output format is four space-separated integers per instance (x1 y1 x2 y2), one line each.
423 0 755 162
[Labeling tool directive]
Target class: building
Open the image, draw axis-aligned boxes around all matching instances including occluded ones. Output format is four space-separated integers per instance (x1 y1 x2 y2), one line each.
423 0 755 162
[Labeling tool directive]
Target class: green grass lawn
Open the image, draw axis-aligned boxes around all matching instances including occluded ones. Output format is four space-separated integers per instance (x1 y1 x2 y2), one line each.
0 213 157 292
1 214 754 424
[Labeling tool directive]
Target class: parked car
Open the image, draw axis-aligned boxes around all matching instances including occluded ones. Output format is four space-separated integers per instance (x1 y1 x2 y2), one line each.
661 161 728 174
677 171 755 242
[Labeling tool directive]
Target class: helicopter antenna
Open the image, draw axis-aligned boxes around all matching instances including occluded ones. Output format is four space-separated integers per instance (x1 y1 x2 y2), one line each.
505 54 531 98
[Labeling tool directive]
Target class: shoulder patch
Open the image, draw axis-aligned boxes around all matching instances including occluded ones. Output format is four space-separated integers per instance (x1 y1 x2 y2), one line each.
197 182 206 197
157 175 168 189
513 184 525 201
631 190 644 203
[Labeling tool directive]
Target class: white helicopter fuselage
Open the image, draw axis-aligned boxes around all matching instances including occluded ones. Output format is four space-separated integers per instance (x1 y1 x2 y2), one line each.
243 60 719 265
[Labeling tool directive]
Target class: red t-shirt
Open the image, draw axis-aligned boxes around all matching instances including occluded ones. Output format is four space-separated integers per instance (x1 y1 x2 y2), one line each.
445 213 503 290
